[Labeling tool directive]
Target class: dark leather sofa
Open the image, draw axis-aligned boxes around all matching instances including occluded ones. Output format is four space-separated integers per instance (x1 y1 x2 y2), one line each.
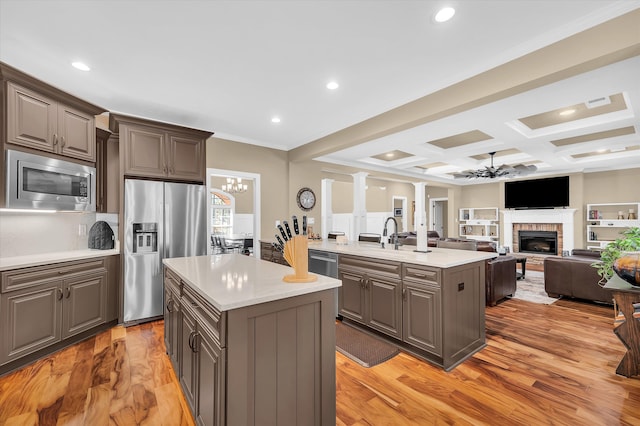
544 249 613 304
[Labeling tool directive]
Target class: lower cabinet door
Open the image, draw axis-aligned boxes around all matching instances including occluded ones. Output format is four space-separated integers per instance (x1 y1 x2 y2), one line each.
338 269 366 323
0 281 62 365
164 288 180 371
368 276 402 339
179 305 198 413
403 283 442 356
195 325 225 426
62 271 107 339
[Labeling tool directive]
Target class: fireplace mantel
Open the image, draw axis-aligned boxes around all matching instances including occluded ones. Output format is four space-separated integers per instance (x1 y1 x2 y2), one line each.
502 209 577 253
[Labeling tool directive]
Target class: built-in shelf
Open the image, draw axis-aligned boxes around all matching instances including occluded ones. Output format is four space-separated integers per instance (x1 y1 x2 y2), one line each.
459 207 499 242
586 202 640 249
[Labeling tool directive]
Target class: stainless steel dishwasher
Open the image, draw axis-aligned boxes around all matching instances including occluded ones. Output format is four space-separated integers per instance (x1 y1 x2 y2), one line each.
308 249 339 317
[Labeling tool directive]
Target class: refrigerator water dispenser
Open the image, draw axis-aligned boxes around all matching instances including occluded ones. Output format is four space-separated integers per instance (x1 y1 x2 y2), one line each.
133 222 158 253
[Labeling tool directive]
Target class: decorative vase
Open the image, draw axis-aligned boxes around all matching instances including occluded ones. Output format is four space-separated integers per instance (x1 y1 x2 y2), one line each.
613 252 640 287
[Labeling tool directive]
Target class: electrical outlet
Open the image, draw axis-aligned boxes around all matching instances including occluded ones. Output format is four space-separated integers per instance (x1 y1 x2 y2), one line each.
78 224 87 236
308 217 315 224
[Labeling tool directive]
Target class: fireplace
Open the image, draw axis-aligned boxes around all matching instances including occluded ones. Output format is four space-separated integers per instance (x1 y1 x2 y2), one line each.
518 230 558 255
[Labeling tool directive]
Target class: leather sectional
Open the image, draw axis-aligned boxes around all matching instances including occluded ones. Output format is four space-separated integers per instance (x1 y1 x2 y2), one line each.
544 249 613 304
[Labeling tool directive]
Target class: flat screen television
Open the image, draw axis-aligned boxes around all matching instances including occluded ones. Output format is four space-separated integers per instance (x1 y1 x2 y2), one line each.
504 176 569 209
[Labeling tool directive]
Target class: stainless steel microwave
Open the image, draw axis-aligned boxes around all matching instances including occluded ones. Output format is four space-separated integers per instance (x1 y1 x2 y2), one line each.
6 149 96 211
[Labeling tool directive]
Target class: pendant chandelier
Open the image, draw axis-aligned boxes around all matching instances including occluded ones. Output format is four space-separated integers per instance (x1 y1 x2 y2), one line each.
453 152 537 179
222 177 247 193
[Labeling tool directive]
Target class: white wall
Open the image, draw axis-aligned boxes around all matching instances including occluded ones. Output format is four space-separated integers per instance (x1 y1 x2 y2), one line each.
0 211 98 257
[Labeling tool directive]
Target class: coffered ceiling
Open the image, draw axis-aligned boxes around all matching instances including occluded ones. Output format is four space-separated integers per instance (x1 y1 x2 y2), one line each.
1 1 639 185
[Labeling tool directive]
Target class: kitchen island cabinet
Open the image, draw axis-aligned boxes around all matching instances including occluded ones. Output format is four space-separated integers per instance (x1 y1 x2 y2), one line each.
287 240 495 370
338 254 403 339
0 254 119 376
163 254 341 426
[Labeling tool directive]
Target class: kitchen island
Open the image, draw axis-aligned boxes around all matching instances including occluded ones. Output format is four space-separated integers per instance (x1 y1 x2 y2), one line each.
163 254 341 426
266 239 497 371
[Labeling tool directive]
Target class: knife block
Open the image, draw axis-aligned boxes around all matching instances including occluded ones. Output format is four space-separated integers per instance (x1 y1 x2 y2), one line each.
283 235 317 283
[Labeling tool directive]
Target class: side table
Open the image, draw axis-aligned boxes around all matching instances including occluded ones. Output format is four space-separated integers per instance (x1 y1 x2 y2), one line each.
514 255 527 280
612 288 640 378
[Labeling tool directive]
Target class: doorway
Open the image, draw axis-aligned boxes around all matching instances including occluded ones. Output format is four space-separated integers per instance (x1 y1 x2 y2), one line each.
206 168 261 257
429 197 448 238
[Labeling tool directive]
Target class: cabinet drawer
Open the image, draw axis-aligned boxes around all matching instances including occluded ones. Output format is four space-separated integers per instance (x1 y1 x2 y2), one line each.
183 285 226 347
403 264 441 286
339 255 401 278
164 268 182 295
2 258 106 293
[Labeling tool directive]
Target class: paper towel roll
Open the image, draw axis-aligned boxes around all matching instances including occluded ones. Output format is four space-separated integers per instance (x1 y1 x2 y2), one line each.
417 223 428 252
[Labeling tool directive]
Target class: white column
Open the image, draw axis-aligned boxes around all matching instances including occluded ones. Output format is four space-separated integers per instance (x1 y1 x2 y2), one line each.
321 178 334 239
352 172 368 241
413 182 428 250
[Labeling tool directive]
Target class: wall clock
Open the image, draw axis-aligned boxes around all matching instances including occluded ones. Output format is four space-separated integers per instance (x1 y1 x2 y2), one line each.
296 187 316 211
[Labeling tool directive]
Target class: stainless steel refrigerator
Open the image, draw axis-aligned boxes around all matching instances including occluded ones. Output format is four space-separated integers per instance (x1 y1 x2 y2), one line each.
124 179 207 324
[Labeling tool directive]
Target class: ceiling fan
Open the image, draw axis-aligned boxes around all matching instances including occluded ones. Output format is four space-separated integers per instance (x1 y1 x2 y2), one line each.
453 152 537 179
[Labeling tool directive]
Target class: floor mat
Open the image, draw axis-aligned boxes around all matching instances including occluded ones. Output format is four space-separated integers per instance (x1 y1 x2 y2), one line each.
511 270 558 305
335 321 399 368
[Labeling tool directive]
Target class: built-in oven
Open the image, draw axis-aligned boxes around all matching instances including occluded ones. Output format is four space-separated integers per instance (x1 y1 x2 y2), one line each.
6 149 96 211
308 249 339 317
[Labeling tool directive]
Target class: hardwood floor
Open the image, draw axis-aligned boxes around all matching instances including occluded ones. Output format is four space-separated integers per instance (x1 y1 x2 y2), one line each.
1 298 639 425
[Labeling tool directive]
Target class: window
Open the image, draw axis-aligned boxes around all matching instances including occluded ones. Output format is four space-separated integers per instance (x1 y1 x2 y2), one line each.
211 191 234 236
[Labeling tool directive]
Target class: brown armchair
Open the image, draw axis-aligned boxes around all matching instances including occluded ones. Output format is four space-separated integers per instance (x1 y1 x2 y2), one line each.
486 255 517 306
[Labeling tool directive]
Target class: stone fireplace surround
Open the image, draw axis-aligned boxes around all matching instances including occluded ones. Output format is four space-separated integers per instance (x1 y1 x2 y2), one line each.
502 209 577 270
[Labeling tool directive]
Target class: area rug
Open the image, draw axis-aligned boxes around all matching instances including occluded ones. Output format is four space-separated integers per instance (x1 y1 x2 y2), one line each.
511 270 559 305
335 322 399 368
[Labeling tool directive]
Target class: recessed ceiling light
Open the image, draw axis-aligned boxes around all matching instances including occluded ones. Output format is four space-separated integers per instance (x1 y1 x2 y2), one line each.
71 61 90 71
271 117 281 123
326 81 339 90
434 7 455 23
597 148 608 153
559 109 576 116
386 153 394 158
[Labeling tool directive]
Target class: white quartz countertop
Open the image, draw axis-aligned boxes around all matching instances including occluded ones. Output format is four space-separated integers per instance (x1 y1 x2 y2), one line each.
0 246 120 271
163 254 342 311
305 240 497 267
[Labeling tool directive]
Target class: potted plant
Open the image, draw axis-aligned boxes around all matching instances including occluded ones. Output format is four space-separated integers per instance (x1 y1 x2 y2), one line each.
592 226 640 287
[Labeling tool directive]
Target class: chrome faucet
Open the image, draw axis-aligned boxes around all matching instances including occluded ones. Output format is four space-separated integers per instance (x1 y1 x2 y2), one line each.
382 217 399 250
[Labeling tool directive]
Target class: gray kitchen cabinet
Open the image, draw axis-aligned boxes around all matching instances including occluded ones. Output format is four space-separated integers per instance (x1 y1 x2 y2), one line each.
403 281 442 356
336 253 485 371
0 257 115 371
95 128 120 213
403 264 442 356
194 320 225 426
62 270 107 339
164 260 336 425
338 268 366 323
164 269 181 372
179 300 198 413
4 80 101 162
0 280 62 364
109 113 212 183
338 255 402 340
176 282 225 426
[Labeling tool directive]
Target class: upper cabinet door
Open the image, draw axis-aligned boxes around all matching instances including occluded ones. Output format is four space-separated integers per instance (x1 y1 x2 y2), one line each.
122 125 167 179
6 82 57 152
58 104 96 162
167 134 204 181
